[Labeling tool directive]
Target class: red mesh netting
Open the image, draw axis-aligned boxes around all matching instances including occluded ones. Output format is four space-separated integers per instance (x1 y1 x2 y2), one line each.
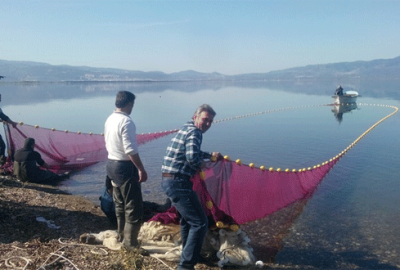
190 159 338 225
3 104 397 227
4 123 177 173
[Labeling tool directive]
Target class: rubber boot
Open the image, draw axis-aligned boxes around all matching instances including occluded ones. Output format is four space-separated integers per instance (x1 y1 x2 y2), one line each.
123 223 149 256
117 216 125 243
123 223 140 248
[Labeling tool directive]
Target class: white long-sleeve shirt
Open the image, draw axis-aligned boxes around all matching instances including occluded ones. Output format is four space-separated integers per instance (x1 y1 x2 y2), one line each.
104 111 139 161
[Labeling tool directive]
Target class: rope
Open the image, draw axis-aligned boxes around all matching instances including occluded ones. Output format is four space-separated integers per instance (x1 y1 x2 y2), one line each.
214 103 329 124
149 254 175 270
1 238 110 270
37 245 68 270
90 247 109 255
4 256 31 270
40 252 81 270
216 103 398 172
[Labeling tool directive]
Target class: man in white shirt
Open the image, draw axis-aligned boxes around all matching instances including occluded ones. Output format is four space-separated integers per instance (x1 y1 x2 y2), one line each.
104 91 148 252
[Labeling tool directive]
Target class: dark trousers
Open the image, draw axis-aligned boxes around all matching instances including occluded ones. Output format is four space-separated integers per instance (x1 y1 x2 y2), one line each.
0 134 5 157
106 160 143 225
162 178 208 270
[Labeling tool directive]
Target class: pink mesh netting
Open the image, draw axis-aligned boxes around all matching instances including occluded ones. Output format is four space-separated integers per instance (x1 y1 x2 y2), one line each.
4 123 177 173
3 104 396 227
148 159 338 226
191 159 338 225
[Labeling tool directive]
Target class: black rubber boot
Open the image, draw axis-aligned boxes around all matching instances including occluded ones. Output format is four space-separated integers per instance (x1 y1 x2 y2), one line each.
123 223 140 247
123 223 149 256
117 216 125 242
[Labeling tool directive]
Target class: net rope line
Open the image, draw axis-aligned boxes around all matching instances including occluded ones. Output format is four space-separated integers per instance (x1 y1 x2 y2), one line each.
3 122 178 173
211 103 398 172
4 103 397 174
3 103 398 226
184 102 399 225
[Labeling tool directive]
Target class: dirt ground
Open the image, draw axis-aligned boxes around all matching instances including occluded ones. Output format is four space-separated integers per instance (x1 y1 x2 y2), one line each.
0 175 300 270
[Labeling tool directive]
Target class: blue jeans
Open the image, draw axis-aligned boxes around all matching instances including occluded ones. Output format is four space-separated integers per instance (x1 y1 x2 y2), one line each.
162 177 208 270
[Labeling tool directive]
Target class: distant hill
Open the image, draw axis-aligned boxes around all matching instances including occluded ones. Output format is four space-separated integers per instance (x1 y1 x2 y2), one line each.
0 56 399 82
231 56 400 81
0 60 226 82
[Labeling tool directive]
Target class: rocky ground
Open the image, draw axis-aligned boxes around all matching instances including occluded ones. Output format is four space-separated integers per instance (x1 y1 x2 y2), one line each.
0 174 303 270
0 175 181 270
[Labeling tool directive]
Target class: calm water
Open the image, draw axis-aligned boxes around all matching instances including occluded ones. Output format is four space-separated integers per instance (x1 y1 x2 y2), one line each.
1 81 400 268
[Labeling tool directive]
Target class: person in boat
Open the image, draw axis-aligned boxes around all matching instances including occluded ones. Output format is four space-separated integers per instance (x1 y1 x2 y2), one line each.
13 137 64 183
104 91 148 253
335 85 344 96
0 94 18 165
161 104 222 270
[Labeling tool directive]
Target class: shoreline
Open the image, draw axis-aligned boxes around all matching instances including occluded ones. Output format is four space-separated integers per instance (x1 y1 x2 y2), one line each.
0 176 254 269
0 175 183 269
0 175 304 269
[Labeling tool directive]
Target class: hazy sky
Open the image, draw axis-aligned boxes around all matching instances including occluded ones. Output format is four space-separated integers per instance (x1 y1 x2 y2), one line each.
1 0 399 75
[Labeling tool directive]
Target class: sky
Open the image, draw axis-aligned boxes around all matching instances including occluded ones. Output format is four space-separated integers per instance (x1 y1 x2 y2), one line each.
1 0 399 75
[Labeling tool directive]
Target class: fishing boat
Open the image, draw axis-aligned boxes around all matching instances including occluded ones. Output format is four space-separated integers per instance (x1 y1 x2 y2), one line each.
332 85 359 104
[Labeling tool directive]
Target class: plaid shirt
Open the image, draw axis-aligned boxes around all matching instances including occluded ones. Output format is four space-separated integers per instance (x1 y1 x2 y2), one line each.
162 120 211 178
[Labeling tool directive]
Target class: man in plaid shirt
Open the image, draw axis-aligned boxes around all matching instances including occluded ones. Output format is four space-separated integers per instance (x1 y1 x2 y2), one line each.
161 104 222 270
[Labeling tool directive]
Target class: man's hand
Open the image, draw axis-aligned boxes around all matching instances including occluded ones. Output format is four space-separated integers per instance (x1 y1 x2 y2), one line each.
8 120 17 128
138 169 148 183
129 153 147 183
200 160 207 169
211 152 223 161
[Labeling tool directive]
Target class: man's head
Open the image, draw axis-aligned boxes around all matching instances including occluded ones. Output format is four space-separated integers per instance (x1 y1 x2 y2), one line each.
115 91 135 114
192 104 216 133
24 137 35 150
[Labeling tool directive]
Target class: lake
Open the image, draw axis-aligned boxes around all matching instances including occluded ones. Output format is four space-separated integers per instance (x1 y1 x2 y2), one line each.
1 80 400 268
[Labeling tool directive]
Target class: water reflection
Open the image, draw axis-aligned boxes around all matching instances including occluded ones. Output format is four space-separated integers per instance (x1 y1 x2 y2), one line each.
331 103 359 123
1 78 400 107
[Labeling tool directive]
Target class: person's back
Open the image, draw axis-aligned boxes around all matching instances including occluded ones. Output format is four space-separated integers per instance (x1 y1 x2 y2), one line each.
13 137 60 183
14 147 40 182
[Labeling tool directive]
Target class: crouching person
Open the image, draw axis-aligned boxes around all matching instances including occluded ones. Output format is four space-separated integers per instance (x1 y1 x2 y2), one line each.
13 137 63 183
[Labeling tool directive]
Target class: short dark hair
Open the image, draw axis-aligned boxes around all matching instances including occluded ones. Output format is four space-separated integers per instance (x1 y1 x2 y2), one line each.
24 137 35 150
115 91 135 108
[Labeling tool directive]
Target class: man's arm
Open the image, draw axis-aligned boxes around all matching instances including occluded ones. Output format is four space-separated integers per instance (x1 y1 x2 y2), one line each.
129 153 148 183
0 112 17 128
7 119 17 128
185 130 204 168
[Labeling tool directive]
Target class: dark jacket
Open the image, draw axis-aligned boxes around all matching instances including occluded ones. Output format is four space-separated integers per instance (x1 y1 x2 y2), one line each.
13 138 52 182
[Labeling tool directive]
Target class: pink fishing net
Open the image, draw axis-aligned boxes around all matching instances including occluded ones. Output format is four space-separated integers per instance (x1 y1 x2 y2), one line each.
148 159 338 227
4 123 177 173
4 123 338 226
191 159 338 225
